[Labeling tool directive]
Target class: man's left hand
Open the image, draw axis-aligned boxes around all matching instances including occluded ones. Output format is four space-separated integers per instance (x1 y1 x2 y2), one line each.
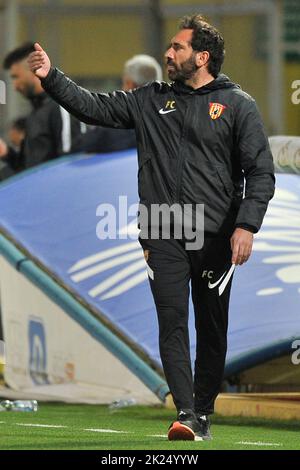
230 228 254 265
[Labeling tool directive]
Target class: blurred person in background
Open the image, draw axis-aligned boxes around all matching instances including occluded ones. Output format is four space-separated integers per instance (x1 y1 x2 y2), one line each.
0 117 26 181
75 54 162 153
0 43 82 177
8 117 27 151
28 14 275 442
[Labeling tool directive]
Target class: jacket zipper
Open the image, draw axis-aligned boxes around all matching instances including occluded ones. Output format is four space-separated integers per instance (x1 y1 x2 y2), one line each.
175 96 192 202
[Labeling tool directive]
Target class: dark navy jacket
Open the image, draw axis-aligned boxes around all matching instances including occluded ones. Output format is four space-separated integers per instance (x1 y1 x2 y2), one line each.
42 68 275 235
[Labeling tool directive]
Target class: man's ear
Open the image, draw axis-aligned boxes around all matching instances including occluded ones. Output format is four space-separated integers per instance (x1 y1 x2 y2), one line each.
196 50 210 68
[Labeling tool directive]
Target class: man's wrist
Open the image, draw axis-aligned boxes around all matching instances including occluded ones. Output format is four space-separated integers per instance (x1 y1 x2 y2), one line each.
235 224 256 234
40 67 55 86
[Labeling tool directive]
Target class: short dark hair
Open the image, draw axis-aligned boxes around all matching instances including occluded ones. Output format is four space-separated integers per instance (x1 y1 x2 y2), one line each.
180 14 225 78
11 117 27 132
3 42 35 70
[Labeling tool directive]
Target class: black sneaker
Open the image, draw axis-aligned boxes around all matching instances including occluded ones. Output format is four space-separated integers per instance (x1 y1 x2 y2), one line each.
195 413 212 440
168 409 203 441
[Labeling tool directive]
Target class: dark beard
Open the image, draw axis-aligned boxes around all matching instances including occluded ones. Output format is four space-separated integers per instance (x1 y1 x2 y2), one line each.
23 83 36 99
167 53 198 82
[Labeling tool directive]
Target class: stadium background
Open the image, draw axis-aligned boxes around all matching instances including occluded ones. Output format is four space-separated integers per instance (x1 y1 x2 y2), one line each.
0 0 299 136
0 0 300 450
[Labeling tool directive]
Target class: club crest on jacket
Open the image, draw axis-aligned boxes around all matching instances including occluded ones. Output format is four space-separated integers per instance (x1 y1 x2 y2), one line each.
209 102 226 120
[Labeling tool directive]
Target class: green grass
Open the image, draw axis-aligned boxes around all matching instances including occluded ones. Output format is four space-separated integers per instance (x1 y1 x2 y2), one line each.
0 403 300 450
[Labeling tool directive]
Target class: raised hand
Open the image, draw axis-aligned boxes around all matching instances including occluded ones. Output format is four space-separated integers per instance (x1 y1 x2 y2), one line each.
28 43 51 79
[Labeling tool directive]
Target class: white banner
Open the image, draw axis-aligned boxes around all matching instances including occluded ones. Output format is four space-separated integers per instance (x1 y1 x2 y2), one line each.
0 255 159 404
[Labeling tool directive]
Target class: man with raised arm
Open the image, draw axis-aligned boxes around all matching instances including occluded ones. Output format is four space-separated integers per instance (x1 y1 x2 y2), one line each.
28 15 275 441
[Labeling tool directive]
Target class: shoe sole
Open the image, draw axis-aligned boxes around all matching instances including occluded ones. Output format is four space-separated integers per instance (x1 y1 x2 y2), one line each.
168 421 203 441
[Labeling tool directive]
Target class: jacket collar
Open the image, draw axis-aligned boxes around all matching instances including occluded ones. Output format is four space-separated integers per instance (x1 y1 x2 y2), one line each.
172 74 238 95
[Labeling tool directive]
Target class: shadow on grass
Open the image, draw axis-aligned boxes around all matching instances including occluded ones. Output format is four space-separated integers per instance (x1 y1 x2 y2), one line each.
212 414 300 432
110 406 300 434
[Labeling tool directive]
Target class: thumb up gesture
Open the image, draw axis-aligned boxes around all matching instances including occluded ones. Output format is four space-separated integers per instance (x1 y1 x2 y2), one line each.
28 43 51 79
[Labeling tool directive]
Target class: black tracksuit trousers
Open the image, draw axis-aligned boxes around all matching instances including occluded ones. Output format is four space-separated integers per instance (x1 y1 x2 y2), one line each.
139 235 234 415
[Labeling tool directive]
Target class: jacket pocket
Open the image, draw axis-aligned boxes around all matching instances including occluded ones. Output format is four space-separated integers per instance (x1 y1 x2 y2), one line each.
215 164 234 198
138 152 152 172
137 153 153 204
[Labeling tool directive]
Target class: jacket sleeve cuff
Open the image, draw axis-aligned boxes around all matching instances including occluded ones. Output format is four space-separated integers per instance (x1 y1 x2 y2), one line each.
235 223 257 233
40 67 57 88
